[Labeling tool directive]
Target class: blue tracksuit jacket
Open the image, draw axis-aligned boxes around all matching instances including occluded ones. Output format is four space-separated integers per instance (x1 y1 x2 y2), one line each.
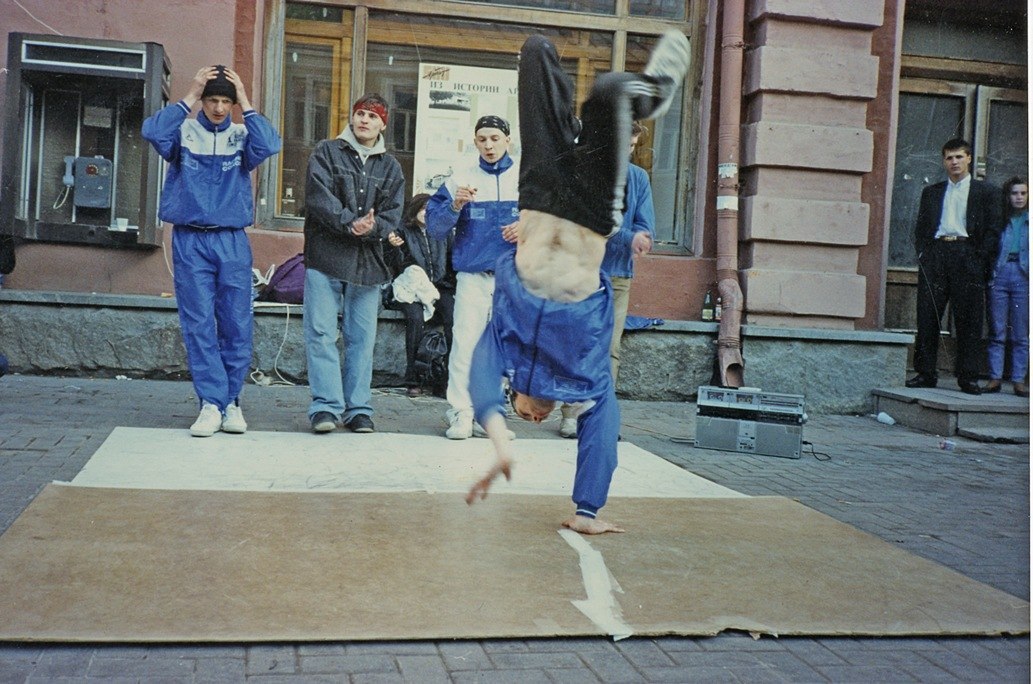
425 153 519 273
141 101 281 228
469 252 619 518
601 164 655 278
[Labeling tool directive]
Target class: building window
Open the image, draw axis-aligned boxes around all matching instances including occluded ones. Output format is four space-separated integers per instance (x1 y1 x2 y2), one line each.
275 2 697 251
457 0 616 14
630 0 687 21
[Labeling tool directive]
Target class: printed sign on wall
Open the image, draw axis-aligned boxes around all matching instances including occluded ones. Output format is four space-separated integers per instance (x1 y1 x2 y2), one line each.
413 62 520 197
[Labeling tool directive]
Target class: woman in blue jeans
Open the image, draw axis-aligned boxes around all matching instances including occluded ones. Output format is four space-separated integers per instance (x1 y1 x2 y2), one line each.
985 176 1029 397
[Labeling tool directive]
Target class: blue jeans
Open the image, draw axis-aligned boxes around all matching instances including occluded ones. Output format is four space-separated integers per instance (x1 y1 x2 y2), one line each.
988 260 1029 382
303 267 380 421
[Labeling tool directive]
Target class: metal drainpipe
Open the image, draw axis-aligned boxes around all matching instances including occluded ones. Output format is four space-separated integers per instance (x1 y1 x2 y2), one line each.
715 0 746 387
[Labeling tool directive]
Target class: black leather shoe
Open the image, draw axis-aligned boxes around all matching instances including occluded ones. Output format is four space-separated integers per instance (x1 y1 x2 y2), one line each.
345 414 375 433
957 380 982 395
905 374 937 388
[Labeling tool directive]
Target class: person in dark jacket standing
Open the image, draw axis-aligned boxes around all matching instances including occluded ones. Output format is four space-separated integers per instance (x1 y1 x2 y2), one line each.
303 94 405 434
385 193 456 397
907 138 1002 395
142 65 281 438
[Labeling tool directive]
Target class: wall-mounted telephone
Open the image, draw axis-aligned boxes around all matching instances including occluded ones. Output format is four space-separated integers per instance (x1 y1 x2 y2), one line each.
53 155 113 210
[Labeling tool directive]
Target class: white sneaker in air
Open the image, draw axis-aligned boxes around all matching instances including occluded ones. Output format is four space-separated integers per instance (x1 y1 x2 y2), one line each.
190 402 223 438
221 402 247 434
643 29 692 118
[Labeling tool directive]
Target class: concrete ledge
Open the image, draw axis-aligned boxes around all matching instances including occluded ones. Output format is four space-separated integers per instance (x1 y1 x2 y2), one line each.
0 291 912 414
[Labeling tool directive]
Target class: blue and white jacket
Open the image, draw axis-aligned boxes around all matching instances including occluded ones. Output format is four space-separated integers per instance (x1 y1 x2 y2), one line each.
993 212 1029 279
425 152 519 273
141 101 281 228
601 164 655 279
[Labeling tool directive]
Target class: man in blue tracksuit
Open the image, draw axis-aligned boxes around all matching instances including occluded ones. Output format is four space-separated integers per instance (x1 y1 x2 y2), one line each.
559 120 656 439
465 32 689 535
426 115 519 440
142 65 281 437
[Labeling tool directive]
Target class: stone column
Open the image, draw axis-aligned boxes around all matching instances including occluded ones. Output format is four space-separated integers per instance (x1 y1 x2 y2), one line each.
740 0 885 329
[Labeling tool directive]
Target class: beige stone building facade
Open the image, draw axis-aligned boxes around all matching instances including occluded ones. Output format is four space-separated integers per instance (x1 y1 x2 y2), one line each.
0 0 1026 409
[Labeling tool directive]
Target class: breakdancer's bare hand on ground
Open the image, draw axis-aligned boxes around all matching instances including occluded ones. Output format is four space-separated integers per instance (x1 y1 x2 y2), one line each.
562 515 625 535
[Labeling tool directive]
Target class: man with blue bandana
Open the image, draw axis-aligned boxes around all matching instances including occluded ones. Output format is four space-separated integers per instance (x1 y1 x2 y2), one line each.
465 31 690 534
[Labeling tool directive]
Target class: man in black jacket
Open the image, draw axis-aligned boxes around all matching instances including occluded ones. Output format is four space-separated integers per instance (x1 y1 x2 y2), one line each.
907 138 1002 395
303 93 405 433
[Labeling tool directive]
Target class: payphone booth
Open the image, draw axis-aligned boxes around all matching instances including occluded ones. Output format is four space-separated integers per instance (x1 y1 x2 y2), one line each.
1 33 170 248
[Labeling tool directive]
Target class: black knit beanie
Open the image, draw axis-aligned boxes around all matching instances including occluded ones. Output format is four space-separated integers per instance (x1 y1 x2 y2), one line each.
201 65 237 103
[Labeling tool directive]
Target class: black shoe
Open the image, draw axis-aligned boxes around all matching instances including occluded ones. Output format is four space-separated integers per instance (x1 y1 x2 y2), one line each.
958 380 982 395
905 374 937 388
345 414 375 433
311 411 337 433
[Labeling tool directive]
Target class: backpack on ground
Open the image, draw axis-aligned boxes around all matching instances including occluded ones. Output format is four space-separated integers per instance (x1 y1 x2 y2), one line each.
413 329 449 388
260 253 305 304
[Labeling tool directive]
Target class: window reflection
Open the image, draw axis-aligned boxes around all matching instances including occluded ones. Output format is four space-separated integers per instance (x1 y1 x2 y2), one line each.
280 42 334 217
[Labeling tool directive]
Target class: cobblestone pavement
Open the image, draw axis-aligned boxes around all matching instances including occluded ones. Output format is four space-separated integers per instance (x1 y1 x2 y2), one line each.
0 375 1028 683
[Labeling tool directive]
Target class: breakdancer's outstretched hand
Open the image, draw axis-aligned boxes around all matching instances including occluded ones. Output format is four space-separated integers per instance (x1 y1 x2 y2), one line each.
466 413 514 504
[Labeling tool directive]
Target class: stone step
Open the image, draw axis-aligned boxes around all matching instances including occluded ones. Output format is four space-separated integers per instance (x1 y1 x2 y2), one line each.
872 385 1030 439
957 426 1030 444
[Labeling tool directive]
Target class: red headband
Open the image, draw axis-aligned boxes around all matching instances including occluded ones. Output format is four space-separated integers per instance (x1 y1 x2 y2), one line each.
353 99 388 126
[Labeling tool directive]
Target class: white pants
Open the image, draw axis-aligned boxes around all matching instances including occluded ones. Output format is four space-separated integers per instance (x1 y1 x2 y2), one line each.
447 271 496 417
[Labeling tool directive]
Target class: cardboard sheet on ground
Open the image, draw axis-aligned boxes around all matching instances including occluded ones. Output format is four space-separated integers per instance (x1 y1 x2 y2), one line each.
0 484 1026 642
69 427 742 498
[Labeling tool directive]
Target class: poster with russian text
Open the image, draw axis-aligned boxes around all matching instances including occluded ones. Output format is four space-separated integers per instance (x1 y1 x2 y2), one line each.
413 63 520 197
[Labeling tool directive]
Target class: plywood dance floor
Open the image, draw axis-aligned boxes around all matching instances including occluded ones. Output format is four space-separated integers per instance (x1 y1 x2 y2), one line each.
0 430 1025 642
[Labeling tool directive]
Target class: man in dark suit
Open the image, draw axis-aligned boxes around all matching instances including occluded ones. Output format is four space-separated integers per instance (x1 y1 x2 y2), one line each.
907 138 1002 394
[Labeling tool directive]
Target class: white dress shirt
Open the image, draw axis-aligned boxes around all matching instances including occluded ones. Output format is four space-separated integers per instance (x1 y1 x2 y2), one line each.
935 175 971 238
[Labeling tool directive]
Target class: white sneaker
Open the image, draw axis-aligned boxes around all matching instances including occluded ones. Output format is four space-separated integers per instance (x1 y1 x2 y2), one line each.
643 29 692 118
221 402 247 434
190 402 223 438
472 422 516 440
559 417 578 439
445 410 473 440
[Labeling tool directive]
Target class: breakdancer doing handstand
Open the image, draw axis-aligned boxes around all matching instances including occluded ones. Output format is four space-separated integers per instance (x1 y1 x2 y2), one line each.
465 31 691 534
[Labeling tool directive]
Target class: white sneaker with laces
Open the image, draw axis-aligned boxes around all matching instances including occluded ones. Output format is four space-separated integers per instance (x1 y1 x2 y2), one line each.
221 402 247 434
190 402 223 438
445 410 474 440
472 421 515 440
559 417 578 439
643 29 692 118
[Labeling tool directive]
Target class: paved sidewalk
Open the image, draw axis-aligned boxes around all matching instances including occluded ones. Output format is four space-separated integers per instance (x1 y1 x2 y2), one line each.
0 374 1028 683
